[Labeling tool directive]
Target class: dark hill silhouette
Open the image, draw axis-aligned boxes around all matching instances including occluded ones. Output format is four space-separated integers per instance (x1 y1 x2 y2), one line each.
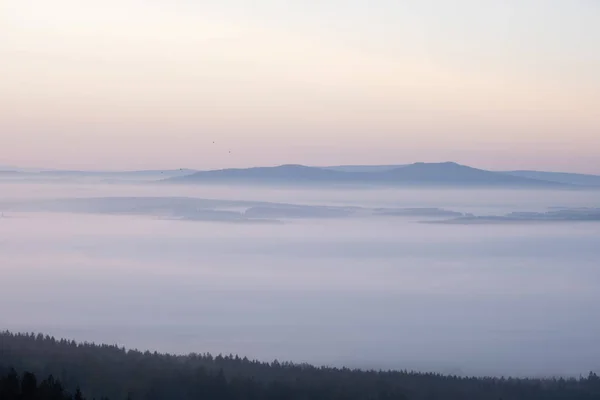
165 162 567 188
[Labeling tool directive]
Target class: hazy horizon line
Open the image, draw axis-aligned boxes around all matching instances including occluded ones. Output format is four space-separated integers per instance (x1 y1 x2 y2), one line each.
2 161 599 176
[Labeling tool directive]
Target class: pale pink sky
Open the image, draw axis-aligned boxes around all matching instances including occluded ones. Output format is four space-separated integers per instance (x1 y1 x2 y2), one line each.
1 0 599 173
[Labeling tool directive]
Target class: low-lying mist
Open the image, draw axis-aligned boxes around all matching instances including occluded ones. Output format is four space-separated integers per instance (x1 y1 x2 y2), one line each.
1 181 600 377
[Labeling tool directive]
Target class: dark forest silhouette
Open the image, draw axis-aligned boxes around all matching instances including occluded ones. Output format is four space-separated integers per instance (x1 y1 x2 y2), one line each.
1 331 600 400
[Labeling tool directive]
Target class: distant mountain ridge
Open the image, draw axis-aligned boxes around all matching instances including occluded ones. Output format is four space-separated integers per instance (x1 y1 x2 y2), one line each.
4 163 599 188
165 162 574 188
170 164 350 182
322 164 406 173
501 170 600 187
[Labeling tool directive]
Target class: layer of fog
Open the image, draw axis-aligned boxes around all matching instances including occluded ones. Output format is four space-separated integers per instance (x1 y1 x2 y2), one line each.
1 181 600 377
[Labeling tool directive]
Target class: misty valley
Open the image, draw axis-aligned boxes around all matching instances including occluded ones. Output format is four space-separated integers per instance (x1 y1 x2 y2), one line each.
2 172 600 384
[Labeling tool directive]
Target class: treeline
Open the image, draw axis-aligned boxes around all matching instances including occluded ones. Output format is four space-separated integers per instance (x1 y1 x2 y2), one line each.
2 331 600 400
0 368 91 400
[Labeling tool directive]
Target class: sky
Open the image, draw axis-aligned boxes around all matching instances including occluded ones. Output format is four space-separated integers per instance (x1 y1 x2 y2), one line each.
1 0 599 173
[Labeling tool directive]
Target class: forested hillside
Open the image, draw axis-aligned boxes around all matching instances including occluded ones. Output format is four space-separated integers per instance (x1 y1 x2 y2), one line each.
2 331 600 400
0 369 91 400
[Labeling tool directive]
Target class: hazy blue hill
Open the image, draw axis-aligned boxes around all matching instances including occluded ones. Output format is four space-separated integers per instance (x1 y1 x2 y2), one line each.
167 162 567 187
321 164 405 173
503 170 600 187
167 164 354 183
4 163 593 187
379 162 564 186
